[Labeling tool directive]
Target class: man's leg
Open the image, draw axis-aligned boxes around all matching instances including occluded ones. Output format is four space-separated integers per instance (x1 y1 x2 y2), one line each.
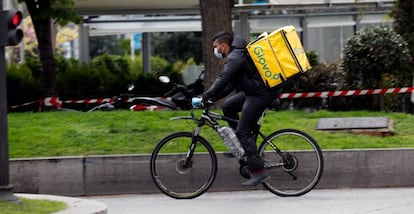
222 92 245 130
236 95 272 186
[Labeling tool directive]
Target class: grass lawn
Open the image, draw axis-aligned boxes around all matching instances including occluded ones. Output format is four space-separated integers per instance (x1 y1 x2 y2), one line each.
7 109 414 158
0 197 66 214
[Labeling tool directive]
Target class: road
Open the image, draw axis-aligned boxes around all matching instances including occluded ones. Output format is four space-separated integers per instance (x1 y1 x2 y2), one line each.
89 187 414 214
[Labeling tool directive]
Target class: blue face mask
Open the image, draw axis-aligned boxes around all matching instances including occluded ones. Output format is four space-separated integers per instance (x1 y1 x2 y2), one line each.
214 48 223 59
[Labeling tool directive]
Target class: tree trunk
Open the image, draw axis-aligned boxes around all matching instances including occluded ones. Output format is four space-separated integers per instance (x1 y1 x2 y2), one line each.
199 0 233 90
25 0 58 97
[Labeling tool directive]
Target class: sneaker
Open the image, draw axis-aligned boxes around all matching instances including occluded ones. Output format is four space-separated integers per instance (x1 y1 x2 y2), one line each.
241 169 270 187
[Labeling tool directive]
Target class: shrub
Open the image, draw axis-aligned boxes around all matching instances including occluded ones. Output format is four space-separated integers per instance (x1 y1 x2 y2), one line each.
6 63 43 107
342 26 412 110
282 61 345 110
133 73 167 96
25 56 43 79
342 26 411 89
392 0 414 61
57 63 105 99
150 55 173 77
306 50 319 67
7 54 190 110
128 55 143 79
91 54 134 96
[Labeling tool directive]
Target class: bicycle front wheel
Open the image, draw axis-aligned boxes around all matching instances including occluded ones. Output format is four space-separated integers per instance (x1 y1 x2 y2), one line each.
150 132 217 199
258 129 324 197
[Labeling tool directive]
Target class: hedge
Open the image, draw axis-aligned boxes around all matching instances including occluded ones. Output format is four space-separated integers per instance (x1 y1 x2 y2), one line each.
6 54 183 111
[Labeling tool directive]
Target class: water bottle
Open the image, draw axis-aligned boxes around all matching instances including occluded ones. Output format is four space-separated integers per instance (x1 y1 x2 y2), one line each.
191 97 202 108
218 126 245 160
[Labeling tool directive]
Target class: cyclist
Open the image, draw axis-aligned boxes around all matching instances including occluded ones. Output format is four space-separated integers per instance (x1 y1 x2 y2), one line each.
202 31 283 186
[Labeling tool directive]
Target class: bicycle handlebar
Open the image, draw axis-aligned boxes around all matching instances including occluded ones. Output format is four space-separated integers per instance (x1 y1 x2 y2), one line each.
191 97 214 109
179 97 237 126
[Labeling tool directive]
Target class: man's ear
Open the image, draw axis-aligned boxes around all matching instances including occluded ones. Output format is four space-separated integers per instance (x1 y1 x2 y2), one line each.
223 43 231 56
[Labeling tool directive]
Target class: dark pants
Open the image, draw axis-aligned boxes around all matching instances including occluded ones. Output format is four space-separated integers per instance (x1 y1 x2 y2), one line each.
222 91 278 171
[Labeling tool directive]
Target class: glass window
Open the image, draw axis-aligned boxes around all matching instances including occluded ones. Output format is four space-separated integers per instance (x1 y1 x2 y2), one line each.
306 26 354 63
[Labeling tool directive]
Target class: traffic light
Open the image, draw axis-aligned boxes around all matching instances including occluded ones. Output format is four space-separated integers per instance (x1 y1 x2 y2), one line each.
0 10 23 46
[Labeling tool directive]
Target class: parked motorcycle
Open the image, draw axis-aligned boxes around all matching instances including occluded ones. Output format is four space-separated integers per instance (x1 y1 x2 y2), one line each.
88 85 136 112
130 70 204 111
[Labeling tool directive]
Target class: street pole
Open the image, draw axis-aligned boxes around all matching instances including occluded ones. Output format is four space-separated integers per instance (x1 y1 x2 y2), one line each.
0 0 17 201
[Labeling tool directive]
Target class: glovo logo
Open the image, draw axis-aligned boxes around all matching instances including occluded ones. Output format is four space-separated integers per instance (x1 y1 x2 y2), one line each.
293 47 305 56
253 46 280 80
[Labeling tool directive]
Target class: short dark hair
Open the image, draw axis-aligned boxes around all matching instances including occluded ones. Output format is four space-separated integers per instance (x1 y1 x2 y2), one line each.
212 31 233 45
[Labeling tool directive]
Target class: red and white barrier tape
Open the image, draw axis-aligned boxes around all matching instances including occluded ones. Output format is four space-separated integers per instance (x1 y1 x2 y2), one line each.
62 98 114 104
8 87 414 110
8 100 41 110
279 87 414 99
43 97 62 109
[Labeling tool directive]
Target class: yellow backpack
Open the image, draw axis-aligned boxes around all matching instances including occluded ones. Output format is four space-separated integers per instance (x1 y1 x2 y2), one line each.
246 26 311 88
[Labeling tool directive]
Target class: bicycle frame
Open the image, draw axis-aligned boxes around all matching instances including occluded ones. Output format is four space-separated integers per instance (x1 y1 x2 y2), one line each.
151 105 324 198
171 107 286 168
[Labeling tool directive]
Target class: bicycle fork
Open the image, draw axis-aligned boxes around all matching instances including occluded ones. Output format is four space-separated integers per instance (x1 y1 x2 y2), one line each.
182 126 203 169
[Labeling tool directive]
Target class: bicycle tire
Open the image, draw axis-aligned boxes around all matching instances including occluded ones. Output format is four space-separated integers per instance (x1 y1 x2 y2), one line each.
150 131 217 199
258 129 324 197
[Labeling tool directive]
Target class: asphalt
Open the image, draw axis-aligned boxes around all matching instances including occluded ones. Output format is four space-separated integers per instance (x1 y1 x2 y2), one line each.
15 187 414 214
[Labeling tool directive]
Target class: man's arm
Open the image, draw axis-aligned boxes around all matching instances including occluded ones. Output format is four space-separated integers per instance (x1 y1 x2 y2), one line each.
203 53 243 100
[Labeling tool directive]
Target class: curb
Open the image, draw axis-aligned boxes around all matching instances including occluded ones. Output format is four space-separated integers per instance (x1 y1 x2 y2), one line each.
10 149 414 196
15 193 107 214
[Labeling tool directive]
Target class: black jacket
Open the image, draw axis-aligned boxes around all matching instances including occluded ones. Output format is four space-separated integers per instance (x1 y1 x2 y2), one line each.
204 37 282 101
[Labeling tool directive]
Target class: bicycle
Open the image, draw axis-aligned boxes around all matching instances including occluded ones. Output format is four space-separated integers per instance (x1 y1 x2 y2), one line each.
150 101 324 199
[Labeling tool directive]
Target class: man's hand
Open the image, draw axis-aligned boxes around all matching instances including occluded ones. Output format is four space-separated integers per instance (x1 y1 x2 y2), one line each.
201 95 214 107
191 97 203 108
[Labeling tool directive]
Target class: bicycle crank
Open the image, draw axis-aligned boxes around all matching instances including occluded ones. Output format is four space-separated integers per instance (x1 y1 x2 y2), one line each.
239 160 251 179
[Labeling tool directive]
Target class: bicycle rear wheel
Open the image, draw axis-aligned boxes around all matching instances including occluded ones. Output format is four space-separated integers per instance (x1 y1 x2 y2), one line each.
258 129 324 197
150 131 217 199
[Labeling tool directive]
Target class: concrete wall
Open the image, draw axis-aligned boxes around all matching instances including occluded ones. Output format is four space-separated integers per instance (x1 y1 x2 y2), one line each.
10 149 414 196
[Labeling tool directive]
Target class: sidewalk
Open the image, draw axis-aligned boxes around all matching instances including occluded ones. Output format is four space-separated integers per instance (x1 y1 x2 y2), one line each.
16 193 107 214
90 187 414 214
14 187 414 214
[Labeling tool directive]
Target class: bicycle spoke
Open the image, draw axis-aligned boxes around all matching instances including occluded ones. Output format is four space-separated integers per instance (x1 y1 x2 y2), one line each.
150 132 217 199
259 129 323 197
